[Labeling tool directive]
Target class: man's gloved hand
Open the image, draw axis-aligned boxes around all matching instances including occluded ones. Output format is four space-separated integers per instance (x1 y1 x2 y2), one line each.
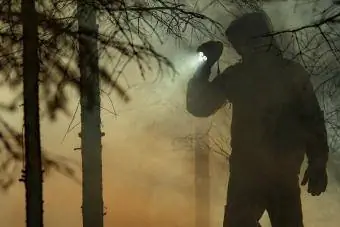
301 165 327 196
193 63 212 80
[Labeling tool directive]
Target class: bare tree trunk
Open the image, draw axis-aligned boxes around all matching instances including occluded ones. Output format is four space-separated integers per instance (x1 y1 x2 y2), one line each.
194 125 210 227
21 0 43 226
77 2 104 227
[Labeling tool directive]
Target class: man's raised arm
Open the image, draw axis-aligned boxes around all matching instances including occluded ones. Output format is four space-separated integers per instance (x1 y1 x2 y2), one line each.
186 64 229 117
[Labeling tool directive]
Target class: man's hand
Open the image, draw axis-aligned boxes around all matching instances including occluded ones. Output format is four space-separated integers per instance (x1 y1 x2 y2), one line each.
193 63 212 80
301 165 327 196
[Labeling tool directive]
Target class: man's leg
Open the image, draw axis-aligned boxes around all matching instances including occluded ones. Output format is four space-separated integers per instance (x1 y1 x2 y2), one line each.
223 171 266 227
266 176 304 227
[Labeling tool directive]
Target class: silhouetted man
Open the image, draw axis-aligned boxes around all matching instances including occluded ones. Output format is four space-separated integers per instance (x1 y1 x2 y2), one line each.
186 12 329 227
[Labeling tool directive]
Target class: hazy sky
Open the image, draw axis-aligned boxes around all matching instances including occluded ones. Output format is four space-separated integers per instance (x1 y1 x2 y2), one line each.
2 0 340 227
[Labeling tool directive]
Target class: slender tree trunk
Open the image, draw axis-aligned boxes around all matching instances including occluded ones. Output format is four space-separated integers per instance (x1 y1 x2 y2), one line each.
77 2 104 227
21 0 43 226
194 125 210 227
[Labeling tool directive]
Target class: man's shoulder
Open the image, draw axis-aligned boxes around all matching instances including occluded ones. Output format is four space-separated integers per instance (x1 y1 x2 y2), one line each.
281 58 308 73
279 58 313 92
219 61 242 76
279 58 309 78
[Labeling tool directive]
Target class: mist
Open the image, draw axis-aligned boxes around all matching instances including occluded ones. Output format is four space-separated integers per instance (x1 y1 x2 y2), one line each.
2 0 340 227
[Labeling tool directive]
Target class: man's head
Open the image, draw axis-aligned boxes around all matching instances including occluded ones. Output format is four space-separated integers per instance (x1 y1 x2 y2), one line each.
225 11 278 57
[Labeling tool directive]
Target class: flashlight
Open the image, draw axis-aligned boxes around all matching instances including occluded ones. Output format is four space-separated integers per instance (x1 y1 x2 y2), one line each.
198 52 207 62
194 41 223 78
196 41 223 65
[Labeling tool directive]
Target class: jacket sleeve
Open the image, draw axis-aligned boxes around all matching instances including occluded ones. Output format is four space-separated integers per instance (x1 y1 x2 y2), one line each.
298 72 329 168
186 65 229 117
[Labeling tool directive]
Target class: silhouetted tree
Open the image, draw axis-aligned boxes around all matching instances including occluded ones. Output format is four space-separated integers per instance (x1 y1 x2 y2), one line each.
173 105 231 227
1 1 224 227
73 1 223 226
193 129 211 227
0 1 77 227
21 0 43 226
77 1 103 227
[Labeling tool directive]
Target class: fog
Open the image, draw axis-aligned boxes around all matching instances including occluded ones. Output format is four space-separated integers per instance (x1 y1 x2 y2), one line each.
2 0 340 226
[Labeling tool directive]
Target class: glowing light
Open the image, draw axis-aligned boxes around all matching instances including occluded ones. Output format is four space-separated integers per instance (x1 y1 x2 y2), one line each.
198 52 207 62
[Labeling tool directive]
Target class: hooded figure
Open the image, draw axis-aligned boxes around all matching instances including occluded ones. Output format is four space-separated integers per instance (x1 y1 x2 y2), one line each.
186 11 329 227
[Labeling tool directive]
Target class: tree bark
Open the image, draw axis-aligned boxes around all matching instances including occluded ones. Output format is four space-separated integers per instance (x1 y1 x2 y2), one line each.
21 0 44 226
77 2 104 227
